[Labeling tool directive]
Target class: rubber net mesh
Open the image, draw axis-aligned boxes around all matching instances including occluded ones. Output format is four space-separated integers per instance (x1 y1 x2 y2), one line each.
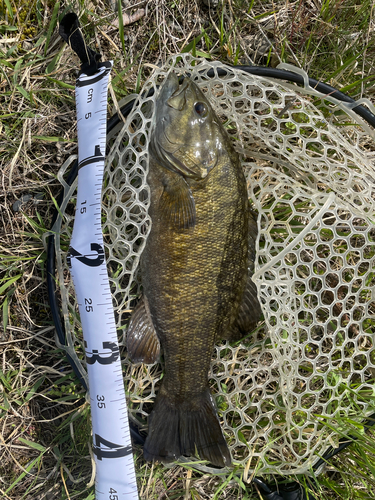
54 54 375 474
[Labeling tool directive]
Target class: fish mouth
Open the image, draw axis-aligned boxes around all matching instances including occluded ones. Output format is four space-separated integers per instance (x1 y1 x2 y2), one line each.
157 72 191 112
158 72 180 104
167 79 189 111
157 72 189 110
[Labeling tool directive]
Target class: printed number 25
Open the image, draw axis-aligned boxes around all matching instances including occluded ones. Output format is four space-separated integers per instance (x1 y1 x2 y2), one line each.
85 297 93 312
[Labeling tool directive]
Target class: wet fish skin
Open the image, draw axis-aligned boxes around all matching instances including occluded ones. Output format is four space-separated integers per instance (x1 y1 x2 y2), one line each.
127 72 261 467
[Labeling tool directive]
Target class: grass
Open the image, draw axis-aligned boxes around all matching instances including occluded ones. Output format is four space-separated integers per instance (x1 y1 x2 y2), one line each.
1 0 375 498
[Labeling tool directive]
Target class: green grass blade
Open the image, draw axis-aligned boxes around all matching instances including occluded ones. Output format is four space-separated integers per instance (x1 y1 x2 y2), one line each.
117 2 126 56
45 76 75 89
2 289 14 334
327 49 366 80
0 275 22 295
32 135 75 143
181 33 204 54
3 0 13 19
25 377 46 402
5 456 41 494
44 2 60 56
46 48 64 74
2 294 9 334
18 438 47 452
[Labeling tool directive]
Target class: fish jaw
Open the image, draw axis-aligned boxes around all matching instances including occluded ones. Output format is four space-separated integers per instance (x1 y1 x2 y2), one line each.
156 72 180 109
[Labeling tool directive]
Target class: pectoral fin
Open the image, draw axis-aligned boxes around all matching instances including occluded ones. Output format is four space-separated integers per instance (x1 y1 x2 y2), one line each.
160 174 196 229
127 296 160 364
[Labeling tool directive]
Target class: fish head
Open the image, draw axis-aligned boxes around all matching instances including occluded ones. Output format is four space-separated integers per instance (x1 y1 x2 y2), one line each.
151 72 224 180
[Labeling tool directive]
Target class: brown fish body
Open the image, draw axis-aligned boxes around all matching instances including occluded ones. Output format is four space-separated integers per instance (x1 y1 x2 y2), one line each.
144 144 249 399
127 73 261 467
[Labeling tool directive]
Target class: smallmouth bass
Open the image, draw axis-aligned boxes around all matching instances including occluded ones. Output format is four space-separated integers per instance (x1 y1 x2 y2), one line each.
127 72 262 467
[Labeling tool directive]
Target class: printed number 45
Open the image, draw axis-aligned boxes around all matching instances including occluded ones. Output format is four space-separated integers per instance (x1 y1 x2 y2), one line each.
109 487 118 500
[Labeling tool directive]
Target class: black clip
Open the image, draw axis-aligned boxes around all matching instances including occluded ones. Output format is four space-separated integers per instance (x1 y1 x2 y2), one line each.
253 477 318 500
59 12 101 76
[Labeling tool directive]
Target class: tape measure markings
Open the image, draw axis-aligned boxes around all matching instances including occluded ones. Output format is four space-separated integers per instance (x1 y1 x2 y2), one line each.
68 62 139 499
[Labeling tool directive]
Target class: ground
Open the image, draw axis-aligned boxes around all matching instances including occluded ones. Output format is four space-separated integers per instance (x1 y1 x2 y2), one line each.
1 0 375 499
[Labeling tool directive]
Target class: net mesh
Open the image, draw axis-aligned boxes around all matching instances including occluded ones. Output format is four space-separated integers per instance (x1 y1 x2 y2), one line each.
53 54 375 474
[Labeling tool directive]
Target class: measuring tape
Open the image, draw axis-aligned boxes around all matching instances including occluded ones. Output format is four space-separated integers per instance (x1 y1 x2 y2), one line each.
67 61 139 499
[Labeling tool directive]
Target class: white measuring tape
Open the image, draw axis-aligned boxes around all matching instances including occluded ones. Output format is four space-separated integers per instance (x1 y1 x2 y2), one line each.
67 62 139 499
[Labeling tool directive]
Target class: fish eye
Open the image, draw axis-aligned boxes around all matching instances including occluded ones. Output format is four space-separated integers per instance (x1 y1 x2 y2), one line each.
194 102 208 117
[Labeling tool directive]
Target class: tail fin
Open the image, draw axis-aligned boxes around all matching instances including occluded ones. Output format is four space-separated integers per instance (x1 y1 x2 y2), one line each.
143 387 231 468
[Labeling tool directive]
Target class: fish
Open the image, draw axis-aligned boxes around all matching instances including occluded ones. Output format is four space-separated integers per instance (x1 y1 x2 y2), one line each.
126 72 262 467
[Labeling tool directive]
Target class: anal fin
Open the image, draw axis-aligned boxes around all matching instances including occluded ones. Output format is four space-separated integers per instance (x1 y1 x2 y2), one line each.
223 275 262 342
237 276 262 332
127 295 160 364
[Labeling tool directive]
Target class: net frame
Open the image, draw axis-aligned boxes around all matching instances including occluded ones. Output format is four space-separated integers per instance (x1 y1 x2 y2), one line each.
49 54 375 475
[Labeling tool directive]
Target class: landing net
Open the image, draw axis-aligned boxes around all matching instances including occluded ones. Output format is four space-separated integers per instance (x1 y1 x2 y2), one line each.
53 54 375 474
